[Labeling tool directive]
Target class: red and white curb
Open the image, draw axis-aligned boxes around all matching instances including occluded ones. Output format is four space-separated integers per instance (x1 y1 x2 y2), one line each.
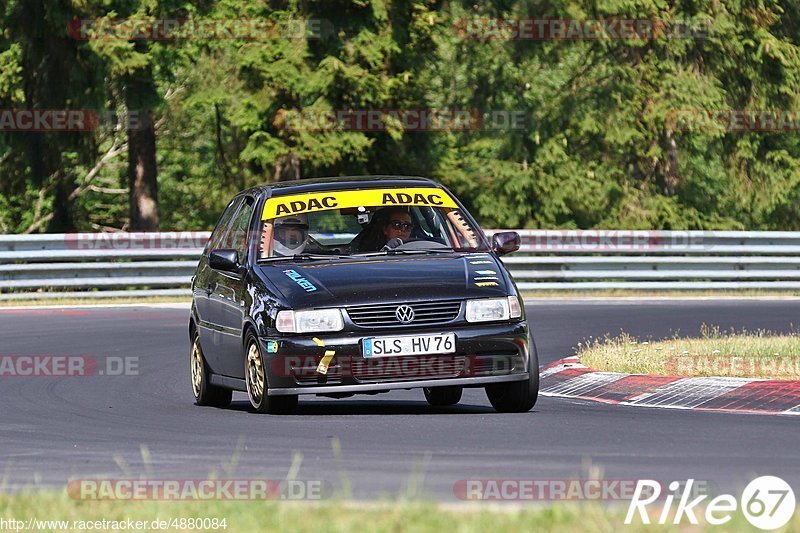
540 357 800 416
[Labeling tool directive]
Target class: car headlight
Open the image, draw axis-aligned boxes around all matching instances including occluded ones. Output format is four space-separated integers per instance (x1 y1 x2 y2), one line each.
276 309 344 333
466 298 511 322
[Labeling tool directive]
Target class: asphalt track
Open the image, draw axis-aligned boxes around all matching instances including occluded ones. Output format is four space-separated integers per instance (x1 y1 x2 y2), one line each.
0 300 798 500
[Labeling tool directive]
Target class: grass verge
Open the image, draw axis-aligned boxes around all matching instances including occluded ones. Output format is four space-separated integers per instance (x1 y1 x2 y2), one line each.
579 325 800 379
1 492 796 532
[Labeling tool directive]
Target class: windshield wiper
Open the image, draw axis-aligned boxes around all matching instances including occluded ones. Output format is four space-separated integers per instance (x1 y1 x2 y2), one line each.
259 253 349 263
354 248 457 257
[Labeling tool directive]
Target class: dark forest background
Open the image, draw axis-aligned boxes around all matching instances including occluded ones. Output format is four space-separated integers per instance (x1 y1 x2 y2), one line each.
1 0 799 232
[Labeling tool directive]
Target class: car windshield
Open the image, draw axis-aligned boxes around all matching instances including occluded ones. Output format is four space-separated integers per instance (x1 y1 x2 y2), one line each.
257 187 491 259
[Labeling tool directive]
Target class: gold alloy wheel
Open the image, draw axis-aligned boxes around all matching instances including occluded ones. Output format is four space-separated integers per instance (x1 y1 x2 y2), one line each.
190 339 204 398
247 342 265 406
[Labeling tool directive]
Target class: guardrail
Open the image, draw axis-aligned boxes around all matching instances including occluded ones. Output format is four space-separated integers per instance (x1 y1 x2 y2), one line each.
0 232 208 300
1 230 800 299
501 230 800 291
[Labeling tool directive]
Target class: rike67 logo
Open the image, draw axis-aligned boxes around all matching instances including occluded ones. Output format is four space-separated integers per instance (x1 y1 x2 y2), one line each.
626 476 796 530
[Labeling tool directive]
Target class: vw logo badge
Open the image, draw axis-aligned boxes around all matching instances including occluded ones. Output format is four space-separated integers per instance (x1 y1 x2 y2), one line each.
395 305 415 324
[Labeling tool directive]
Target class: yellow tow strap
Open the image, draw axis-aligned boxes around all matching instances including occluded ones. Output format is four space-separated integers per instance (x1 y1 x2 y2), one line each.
317 351 336 375
312 337 335 375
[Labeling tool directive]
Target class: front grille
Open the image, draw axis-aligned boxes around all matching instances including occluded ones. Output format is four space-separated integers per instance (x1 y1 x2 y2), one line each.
346 300 462 327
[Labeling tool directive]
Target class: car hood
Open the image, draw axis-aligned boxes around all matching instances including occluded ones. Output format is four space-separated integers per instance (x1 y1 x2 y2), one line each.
257 254 509 307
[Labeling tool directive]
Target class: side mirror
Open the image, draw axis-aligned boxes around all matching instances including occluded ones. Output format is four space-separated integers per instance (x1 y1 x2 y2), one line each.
209 249 240 273
492 231 521 255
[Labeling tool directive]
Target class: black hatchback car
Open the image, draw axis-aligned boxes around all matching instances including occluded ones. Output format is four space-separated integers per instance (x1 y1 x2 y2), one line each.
189 176 538 414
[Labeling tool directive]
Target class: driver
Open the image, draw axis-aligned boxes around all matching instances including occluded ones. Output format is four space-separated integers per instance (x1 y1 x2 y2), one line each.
349 207 421 252
382 208 414 246
273 214 309 256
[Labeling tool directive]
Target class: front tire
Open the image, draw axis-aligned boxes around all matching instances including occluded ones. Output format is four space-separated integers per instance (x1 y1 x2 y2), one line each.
190 332 232 407
485 333 539 413
244 332 298 414
423 386 462 406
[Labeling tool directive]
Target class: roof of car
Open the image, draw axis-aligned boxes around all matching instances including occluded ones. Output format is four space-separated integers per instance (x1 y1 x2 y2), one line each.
241 175 441 198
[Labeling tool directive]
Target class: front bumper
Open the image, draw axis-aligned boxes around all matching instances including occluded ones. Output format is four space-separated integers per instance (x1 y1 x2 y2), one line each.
269 374 528 396
261 321 530 396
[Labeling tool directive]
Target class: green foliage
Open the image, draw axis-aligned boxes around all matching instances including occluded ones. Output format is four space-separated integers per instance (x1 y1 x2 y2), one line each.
1 0 799 231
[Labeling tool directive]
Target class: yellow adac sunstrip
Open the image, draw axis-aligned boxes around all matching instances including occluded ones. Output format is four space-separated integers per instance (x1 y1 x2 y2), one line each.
262 187 458 220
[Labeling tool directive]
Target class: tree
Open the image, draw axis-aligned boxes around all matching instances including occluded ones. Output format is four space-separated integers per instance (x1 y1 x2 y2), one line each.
1 0 800 232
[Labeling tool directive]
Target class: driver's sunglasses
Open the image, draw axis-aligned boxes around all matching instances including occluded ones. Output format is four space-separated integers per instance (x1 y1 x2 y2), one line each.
388 220 414 231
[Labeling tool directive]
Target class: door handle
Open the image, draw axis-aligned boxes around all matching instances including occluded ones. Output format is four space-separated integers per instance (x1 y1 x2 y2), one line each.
206 281 217 295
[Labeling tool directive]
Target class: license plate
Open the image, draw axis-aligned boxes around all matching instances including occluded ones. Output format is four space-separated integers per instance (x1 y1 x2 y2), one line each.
362 333 456 357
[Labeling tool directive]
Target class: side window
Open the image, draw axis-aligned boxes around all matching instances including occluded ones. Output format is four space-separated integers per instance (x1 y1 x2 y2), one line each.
208 199 242 250
222 198 255 259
